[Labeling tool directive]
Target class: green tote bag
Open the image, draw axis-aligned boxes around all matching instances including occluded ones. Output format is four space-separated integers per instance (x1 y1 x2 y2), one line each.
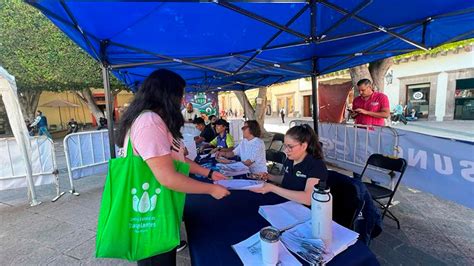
96 139 188 261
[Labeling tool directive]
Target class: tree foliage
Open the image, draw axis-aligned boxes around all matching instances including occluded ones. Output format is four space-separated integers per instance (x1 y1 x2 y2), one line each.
0 0 106 91
0 1 123 120
394 38 474 60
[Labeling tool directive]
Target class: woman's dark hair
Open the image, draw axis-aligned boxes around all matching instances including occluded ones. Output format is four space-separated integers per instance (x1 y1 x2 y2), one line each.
245 120 261 138
285 124 323 159
116 69 185 147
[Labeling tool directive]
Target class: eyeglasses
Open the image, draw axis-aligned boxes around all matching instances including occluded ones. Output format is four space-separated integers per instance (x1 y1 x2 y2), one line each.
241 126 249 130
283 143 301 151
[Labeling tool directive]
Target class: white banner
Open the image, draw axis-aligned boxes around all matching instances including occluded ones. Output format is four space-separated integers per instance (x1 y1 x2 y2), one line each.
0 136 55 191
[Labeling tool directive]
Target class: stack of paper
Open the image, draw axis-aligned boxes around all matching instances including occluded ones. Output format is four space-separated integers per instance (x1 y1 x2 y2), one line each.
281 221 359 263
214 179 264 190
258 201 359 264
216 162 249 176
258 201 311 230
232 232 302 266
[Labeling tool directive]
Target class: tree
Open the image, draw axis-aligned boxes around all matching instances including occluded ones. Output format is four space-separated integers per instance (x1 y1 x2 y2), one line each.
350 38 474 92
349 58 393 92
0 1 123 121
235 87 268 134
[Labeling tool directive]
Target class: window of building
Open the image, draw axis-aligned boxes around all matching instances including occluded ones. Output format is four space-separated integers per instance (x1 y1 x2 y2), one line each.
407 83 430 119
454 78 474 120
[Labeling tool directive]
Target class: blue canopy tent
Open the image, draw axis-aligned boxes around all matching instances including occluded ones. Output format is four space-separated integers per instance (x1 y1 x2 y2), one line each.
28 0 474 157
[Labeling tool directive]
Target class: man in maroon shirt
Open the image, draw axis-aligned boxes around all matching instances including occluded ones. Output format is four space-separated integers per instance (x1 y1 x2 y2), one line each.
350 79 390 126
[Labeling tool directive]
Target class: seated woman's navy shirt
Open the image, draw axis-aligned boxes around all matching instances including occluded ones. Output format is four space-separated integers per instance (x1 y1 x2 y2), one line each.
281 154 328 191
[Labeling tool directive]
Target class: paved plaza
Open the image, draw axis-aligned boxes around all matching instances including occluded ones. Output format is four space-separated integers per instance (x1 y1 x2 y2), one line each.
0 119 473 265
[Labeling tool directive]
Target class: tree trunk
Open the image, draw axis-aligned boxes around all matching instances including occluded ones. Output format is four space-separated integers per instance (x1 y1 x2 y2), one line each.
368 58 393 92
349 58 393 92
349 64 371 88
18 89 42 121
234 90 255 120
254 87 268 134
234 89 268 134
74 88 104 122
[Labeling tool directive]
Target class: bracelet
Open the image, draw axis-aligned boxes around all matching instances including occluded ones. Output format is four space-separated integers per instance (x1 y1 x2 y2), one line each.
207 169 214 180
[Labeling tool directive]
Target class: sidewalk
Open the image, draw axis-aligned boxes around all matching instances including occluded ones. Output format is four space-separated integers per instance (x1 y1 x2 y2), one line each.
264 116 474 142
0 135 473 265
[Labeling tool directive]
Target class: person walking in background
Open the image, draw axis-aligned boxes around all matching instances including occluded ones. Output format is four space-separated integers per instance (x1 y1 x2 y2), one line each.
116 69 229 266
30 110 52 139
182 102 201 122
349 79 390 126
280 107 286 123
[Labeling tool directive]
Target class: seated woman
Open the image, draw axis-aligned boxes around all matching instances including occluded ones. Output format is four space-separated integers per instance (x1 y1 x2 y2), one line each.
209 119 234 153
251 124 328 206
215 120 267 174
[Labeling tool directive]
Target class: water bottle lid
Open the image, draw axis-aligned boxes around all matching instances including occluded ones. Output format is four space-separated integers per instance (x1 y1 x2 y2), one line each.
260 226 280 243
314 180 329 193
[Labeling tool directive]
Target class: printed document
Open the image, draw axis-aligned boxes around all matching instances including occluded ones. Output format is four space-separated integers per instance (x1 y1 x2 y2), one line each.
214 179 264 190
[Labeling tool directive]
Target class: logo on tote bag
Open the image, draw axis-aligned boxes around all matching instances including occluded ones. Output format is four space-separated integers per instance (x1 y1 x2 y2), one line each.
131 182 162 213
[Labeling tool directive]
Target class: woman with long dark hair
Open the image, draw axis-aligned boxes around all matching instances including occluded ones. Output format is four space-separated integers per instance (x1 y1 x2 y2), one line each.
117 69 230 265
251 124 327 205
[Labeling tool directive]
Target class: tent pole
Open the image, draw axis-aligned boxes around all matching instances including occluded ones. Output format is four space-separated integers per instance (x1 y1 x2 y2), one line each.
310 1 318 133
319 22 422 74
101 66 116 158
217 1 308 40
319 1 428 51
317 0 373 40
233 4 310 74
59 106 63 129
311 66 318 134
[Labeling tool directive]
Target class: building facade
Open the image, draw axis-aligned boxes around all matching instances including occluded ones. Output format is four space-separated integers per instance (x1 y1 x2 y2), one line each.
385 45 474 121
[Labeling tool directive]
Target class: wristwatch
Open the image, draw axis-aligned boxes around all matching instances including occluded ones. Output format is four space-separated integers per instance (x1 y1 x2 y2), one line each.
207 169 214 180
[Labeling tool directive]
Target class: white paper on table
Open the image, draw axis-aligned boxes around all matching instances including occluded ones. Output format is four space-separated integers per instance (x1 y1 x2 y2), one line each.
232 231 302 266
214 179 264 190
258 201 311 230
216 162 249 176
281 220 359 264
183 138 197 161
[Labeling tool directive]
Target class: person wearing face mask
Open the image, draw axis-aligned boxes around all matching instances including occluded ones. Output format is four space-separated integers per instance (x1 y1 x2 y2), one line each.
250 125 327 206
215 120 267 174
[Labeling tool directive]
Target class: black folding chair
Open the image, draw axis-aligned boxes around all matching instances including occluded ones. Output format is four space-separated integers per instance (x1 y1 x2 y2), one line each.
360 154 407 229
327 170 364 230
266 150 287 174
266 133 285 151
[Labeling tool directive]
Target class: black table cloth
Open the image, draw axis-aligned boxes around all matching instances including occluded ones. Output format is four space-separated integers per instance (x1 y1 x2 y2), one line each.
183 190 379 266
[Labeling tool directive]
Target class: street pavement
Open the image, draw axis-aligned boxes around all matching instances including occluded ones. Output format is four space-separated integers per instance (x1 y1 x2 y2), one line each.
0 118 473 265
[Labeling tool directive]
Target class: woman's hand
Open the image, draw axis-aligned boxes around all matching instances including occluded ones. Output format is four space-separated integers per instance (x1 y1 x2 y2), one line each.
211 171 227 181
250 182 274 194
250 172 269 181
216 157 231 164
243 159 254 166
210 184 230 199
